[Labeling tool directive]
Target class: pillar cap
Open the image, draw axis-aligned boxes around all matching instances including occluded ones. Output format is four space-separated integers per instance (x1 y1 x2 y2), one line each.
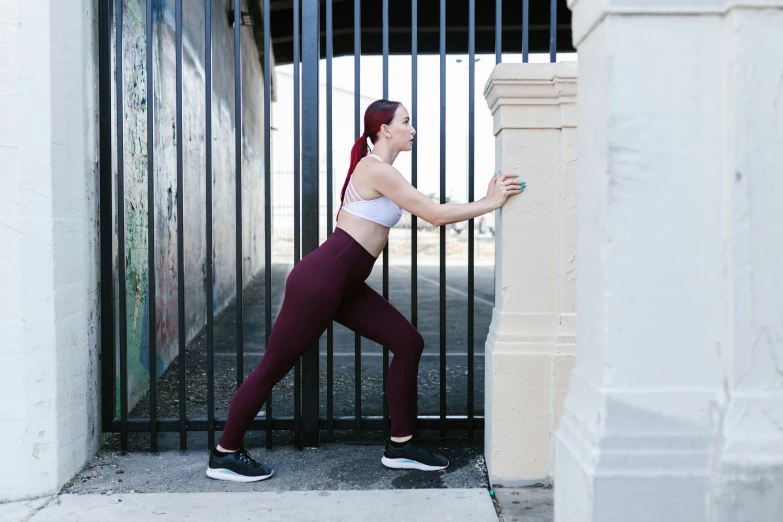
484 62 578 114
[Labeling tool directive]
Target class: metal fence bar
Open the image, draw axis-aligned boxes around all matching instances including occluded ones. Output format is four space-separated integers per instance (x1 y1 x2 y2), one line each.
382 2 388 100
115 0 129 453
550 0 557 63
205 0 216 451
175 0 187 451
495 0 502 64
522 0 529 62
233 0 244 389
114 416 483 433
118 418 296 432
292 0 301 449
381 0 390 441
99 0 114 435
326 0 335 439
328 416 484 431
301 0 321 447
145 0 158 452
353 0 362 437
467 0 475 440
439 0 447 437
263 0 274 449
410 0 418 439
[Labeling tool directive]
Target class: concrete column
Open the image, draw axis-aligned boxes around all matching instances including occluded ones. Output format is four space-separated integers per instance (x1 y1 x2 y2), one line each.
483 62 578 486
556 1 783 521
0 0 101 501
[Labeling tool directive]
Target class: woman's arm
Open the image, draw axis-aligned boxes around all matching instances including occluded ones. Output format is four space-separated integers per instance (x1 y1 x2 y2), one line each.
370 164 522 227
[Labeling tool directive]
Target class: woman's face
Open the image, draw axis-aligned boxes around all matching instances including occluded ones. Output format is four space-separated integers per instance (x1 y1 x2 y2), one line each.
380 105 416 151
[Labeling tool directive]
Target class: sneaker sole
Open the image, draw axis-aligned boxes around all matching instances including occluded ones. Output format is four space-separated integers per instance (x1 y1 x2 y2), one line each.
381 456 449 471
206 467 274 483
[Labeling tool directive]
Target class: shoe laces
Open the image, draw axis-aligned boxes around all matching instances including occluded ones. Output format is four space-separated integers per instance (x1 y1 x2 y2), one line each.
236 449 258 465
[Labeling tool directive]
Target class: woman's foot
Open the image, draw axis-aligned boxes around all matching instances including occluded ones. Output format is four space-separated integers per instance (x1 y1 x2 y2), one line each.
381 438 449 471
206 447 274 483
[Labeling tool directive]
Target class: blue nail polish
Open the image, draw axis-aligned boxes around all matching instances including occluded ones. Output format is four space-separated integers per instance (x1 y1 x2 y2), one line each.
513 174 518 177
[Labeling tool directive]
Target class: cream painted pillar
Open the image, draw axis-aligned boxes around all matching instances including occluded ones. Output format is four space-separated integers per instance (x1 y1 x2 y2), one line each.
556 1 783 521
483 62 578 486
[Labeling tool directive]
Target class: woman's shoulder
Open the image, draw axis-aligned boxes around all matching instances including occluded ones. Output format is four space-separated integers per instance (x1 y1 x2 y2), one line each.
364 158 400 176
354 157 395 180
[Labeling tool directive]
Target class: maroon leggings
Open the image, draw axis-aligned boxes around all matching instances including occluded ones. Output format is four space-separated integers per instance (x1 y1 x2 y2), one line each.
219 227 424 449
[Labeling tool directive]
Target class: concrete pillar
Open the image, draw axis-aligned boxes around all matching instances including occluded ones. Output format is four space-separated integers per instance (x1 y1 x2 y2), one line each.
483 62 578 486
0 0 101 501
556 1 783 521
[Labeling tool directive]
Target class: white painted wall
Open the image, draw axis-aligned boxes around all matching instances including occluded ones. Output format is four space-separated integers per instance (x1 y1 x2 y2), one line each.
0 0 101 501
556 0 783 520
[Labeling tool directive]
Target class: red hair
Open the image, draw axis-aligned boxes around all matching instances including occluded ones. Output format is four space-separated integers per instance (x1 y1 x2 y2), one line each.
338 99 401 217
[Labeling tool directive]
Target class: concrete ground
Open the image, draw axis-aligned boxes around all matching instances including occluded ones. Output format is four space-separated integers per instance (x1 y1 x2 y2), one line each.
62 431 487 494
1 485 554 522
1 489 498 521
494 487 554 522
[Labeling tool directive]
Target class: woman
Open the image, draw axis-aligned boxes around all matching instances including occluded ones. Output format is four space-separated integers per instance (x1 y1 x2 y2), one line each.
207 99 525 482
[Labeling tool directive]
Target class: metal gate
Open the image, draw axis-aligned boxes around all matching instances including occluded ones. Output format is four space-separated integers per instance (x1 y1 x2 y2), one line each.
99 0 570 452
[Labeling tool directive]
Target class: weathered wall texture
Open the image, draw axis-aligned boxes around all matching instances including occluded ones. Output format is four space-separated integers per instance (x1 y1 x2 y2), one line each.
556 1 783 521
0 0 101 502
112 0 268 410
483 62 578 486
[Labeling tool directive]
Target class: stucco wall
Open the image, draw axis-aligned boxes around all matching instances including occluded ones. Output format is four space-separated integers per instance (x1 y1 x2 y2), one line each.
555 1 783 520
111 0 268 411
0 0 102 501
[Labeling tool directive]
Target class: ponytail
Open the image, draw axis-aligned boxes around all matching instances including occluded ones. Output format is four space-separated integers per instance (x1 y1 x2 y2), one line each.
340 134 370 205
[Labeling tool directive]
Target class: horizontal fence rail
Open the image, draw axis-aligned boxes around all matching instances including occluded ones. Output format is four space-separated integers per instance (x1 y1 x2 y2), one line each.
99 0 569 451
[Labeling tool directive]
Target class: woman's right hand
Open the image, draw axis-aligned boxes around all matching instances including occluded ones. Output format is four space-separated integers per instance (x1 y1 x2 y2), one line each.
485 172 525 210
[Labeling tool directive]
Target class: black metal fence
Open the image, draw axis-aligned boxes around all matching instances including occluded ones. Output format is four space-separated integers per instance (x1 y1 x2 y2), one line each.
99 0 569 452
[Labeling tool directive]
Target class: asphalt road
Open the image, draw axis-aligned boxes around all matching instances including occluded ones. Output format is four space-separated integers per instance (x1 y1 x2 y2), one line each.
128 260 495 451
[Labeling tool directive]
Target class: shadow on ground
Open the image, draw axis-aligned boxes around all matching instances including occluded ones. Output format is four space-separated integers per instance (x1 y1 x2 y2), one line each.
63 430 488 495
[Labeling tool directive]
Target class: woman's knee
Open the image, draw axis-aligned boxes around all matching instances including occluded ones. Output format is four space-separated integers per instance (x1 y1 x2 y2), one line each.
399 327 424 358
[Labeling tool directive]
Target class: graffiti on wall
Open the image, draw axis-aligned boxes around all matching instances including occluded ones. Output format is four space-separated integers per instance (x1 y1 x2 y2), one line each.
113 0 268 413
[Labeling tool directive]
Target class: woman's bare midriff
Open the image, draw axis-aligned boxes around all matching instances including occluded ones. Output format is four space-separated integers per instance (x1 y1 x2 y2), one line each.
335 211 390 258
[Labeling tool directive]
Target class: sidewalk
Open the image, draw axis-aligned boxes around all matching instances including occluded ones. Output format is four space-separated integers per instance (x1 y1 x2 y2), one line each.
0 489 498 521
0 438 555 521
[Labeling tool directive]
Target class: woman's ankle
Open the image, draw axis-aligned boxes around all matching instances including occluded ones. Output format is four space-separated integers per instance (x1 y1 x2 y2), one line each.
216 444 237 453
390 435 412 443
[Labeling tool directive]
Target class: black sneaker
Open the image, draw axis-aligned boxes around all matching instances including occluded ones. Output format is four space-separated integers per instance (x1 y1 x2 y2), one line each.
206 447 274 483
381 438 449 471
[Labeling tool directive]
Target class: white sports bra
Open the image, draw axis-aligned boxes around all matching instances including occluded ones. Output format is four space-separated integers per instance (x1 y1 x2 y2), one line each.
340 154 403 228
